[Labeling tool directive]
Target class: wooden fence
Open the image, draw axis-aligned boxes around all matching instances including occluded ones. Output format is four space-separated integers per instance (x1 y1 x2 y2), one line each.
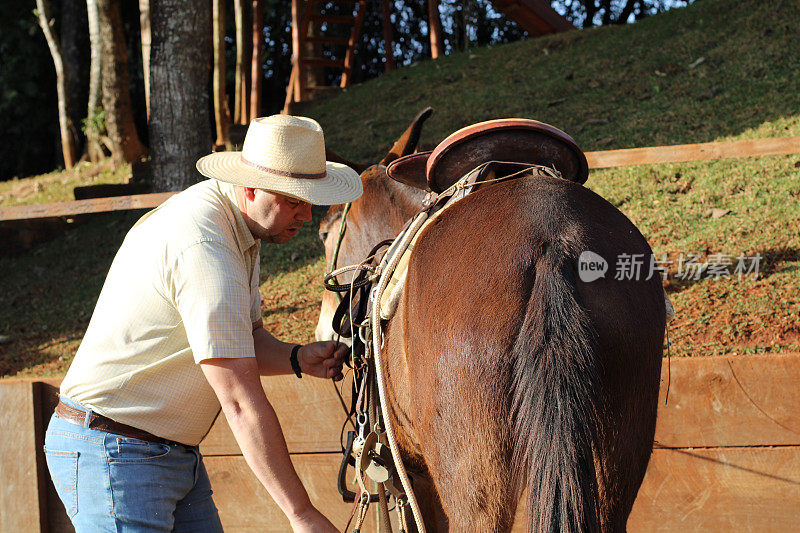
1 136 799 222
2 135 799 529
2 353 798 531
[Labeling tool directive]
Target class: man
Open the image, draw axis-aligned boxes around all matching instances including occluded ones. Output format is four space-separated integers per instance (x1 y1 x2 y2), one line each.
44 115 363 532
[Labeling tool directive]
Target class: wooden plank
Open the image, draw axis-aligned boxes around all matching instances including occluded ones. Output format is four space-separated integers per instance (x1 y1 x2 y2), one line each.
205 453 397 532
24 353 800 455
655 353 800 447
308 14 357 25
206 448 800 532
28 376 348 456
490 0 573 35
201 354 800 455
201 375 350 455
3 136 799 222
0 192 174 221
628 446 800 531
586 135 800 169
0 381 45 532
301 57 346 69
509 447 800 531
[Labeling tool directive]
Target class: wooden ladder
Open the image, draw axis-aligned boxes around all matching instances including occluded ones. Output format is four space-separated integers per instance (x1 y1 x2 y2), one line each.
284 0 368 111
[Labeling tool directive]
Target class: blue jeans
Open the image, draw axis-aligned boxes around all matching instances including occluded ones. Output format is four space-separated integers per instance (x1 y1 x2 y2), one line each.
44 396 224 532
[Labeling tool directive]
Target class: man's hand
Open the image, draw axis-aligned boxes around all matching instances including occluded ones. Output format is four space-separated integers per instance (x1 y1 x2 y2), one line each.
297 341 347 381
289 507 339 532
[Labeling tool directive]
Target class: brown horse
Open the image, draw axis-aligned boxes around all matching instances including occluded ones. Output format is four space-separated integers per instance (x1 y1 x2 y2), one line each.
317 112 665 532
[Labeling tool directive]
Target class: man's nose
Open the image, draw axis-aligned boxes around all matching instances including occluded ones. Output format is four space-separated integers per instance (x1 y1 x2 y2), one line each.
298 202 313 222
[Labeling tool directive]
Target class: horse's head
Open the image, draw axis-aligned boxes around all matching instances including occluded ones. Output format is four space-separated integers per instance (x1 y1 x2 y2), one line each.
315 108 433 341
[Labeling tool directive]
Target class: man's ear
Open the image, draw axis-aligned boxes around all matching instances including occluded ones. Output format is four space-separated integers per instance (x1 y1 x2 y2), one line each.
243 187 257 201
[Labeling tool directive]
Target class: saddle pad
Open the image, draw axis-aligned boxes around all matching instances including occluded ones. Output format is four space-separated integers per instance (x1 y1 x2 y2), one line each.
379 209 443 320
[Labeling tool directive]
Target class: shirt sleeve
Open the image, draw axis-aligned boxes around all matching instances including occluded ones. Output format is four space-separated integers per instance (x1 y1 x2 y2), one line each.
172 240 255 363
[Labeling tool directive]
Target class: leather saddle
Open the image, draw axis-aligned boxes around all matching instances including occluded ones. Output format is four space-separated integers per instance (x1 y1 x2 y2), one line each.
386 118 588 192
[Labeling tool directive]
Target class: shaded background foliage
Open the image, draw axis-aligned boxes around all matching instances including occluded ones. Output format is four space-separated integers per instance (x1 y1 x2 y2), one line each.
0 0 690 181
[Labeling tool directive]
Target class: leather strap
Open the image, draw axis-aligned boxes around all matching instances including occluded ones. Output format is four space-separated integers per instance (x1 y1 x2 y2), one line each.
55 399 179 446
290 344 303 378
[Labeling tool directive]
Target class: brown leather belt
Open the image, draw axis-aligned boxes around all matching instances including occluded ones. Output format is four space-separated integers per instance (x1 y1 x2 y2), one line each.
55 399 176 446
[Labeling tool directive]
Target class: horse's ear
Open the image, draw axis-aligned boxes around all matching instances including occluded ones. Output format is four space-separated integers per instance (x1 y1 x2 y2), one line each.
379 107 434 166
325 147 370 174
386 151 432 191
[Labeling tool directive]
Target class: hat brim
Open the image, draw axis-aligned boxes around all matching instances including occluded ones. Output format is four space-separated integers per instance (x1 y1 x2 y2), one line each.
196 152 363 205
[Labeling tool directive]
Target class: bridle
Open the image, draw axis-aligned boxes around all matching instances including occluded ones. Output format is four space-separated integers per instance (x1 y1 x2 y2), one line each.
325 201 352 300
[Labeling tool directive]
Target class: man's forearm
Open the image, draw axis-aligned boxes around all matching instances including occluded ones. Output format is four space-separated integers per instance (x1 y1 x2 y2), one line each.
201 358 313 521
223 391 313 518
253 326 295 375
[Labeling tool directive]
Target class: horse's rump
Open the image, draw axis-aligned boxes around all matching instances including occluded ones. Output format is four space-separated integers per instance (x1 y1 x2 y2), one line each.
387 175 664 531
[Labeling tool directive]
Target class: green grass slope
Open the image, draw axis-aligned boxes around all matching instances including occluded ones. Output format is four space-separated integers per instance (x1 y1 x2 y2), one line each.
1 0 798 377
309 0 800 159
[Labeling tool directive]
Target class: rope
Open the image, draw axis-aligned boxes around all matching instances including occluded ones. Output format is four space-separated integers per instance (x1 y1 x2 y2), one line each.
370 211 431 533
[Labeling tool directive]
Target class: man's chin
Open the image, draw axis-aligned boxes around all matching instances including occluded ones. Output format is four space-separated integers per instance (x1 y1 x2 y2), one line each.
265 233 296 244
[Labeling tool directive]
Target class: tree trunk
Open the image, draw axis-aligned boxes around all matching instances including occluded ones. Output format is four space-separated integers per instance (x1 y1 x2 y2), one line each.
584 1 599 27
380 0 395 72
86 0 105 162
149 0 212 191
428 0 444 59
36 0 77 169
139 0 151 119
213 0 232 148
250 0 263 121
97 0 147 165
62 0 88 157
234 0 250 124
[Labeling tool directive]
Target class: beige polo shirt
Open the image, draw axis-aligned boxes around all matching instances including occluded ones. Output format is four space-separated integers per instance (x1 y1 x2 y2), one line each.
60 179 261 445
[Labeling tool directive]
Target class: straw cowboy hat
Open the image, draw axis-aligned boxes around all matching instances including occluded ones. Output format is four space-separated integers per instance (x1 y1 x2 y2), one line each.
196 115 362 205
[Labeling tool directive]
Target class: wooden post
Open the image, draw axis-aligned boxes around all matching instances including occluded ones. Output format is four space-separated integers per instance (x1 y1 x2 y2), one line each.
0 381 48 532
341 0 367 87
427 0 444 59
250 0 263 121
380 0 395 71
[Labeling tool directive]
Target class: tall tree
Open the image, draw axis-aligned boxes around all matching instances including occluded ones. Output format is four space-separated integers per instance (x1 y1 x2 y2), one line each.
428 0 445 58
61 0 88 156
86 0 105 162
97 0 147 164
149 0 211 191
35 0 77 169
213 0 231 148
250 0 263 121
139 0 151 119
234 0 250 124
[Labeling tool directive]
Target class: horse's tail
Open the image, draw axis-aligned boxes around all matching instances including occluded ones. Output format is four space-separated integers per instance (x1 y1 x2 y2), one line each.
511 242 601 532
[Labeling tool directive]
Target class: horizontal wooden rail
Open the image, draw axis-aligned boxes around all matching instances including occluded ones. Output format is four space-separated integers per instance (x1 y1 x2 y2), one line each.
585 135 800 169
0 192 175 221
1 136 799 222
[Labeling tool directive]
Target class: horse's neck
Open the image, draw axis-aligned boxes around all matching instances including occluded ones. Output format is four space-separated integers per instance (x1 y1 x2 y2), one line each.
381 177 427 233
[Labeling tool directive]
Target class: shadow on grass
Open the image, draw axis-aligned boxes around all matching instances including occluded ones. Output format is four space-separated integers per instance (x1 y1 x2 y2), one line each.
0 205 334 378
661 246 800 295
